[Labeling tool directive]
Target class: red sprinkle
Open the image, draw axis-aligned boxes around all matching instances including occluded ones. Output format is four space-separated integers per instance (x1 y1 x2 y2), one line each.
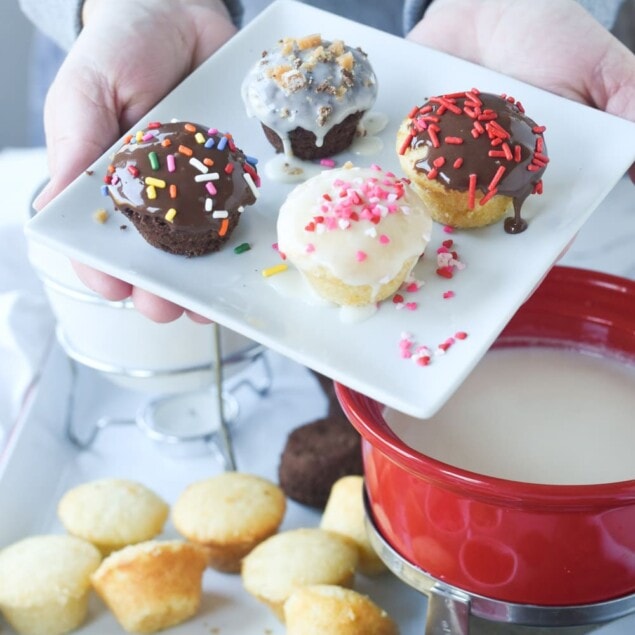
428 126 440 148
436 267 454 279
479 188 498 205
488 165 506 191
467 174 477 209
399 132 414 155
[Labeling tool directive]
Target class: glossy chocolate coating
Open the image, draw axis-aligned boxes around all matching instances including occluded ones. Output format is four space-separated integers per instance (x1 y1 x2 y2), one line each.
405 91 547 233
107 122 258 233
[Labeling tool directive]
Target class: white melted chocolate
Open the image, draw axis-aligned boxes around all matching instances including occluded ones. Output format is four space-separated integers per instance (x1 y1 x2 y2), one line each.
277 165 432 300
241 35 378 155
263 111 388 184
386 347 635 485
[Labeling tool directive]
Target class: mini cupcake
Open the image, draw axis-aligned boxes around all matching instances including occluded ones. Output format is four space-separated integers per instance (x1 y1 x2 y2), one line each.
91 540 208 633
284 585 399 635
105 121 260 256
320 476 386 576
0 535 101 635
241 528 359 621
276 164 433 306
278 415 363 509
242 34 377 159
57 478 169 556
396 89 548 234
172 472 286 573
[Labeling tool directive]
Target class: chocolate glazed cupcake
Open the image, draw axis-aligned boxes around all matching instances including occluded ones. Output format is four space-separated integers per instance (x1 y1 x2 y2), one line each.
397 89 548 234
105 122 260 256
241 34 377 160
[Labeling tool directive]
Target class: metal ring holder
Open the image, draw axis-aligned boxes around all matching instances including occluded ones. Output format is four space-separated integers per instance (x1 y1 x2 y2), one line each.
60 322 272 470
363 490 635 634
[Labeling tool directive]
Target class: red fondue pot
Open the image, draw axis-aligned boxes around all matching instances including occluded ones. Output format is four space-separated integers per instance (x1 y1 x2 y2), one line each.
336 266 635 607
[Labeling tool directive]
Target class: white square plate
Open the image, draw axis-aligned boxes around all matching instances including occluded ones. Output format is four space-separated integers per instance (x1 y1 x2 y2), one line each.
26 0 635 418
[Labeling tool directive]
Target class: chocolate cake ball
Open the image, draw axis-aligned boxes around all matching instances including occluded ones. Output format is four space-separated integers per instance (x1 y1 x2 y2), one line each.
278 372 363 508
104 121 260 256
278 416 364 509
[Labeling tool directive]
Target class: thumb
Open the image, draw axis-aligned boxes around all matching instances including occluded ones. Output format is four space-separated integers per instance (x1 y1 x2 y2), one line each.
33 59 119 211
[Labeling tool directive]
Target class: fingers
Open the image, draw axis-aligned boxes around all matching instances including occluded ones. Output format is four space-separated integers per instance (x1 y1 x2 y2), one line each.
71 261 133 301
130 287 186 323
71 261 211 323
185 309 213 324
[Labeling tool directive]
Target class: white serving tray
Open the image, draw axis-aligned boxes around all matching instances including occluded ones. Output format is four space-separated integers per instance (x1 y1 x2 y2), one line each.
0 343 426 635
2 345 634 633
25 0 635 419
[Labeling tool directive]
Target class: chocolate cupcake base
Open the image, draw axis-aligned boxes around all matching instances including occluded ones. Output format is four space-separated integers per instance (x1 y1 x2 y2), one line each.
278 415 364 509
262 111 364 160
121 208 239 258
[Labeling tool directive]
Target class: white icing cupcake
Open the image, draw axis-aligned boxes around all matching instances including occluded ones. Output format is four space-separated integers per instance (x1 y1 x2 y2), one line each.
241 34 377 159
277 164 433 306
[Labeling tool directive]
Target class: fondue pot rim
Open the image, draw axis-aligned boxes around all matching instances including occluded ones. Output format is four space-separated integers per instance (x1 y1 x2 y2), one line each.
335 265 635 511
335 382 635 510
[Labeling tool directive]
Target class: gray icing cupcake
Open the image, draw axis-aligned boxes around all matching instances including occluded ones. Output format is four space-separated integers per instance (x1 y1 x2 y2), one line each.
241 34 378 160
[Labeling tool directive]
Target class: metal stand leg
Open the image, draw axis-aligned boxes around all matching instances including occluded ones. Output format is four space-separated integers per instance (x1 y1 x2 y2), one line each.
229 349 273 398
213 323 237 471
425 585 471 635
64 356 134 448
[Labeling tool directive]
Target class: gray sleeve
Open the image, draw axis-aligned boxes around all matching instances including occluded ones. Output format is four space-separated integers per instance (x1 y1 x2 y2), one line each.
402 0 434 34
18 0 244 52
402 0 625 35
18 0 83 51
577 0 625 30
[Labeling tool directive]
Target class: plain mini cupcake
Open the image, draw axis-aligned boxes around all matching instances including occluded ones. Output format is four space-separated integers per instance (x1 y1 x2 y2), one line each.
277 164 432 306
0 534 101 635
320 476 386 576
242 34 377 160
284 585 399 635
57 478 169 555
172 472 286 572
241 528 358 621
91 540 208 634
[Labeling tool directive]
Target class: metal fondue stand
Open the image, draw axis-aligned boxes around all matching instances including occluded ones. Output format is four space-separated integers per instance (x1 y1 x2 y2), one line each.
61 320 270 465
363 492 635 635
